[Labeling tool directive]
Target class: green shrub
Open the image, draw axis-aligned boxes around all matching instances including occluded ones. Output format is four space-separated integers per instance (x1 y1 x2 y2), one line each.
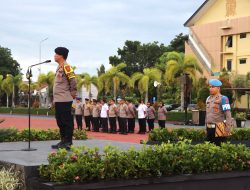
39 142 250 184
0 128 87 142
149 128 206 142
149 128 250 143
0 166 23 190
0 107 55 116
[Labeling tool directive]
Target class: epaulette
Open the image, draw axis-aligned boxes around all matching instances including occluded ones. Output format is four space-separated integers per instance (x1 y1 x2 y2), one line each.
63 64 75 79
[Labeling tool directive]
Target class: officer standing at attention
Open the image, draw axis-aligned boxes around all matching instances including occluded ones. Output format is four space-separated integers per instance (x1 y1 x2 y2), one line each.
75 97 83 130
52 47 77 150
206 79 232 146
83 98 92 131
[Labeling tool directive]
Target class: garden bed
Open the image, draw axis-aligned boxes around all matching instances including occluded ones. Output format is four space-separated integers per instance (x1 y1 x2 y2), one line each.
28 171 250 190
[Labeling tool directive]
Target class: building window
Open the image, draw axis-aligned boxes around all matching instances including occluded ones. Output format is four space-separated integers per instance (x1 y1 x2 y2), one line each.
240 33 247 39
227 59 232 71
226 35 233 47
239 59 247 64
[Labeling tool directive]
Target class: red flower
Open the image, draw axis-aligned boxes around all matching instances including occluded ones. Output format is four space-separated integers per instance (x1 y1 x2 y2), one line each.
50 152 57 156
75 176 80 181
70 155 78 161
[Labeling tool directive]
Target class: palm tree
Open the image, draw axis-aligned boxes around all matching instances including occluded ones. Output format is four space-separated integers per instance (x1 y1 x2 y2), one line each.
165 51 203 110
1 75 13 108
77 73 99 99
99 63 130 100
8 74 22 108
130 68 162 102
37 71 55 107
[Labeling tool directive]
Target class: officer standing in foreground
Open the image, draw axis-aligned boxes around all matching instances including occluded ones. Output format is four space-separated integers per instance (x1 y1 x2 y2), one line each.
206 79 232 146
51 47 77 150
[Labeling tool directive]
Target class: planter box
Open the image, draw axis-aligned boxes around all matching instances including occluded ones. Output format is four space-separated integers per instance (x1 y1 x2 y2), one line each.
28 171 250 190
236 119 246 128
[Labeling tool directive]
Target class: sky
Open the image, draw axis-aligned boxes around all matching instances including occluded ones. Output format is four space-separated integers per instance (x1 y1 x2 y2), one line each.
0 0 205 81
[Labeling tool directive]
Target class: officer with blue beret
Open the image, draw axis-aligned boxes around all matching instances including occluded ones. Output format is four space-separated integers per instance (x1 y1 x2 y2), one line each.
205 79 232 146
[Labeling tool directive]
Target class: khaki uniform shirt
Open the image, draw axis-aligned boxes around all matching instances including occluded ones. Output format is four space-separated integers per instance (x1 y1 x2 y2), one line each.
116 104 120 117
158 106 167 120
147 106 155 119
206 94 232 127
127 103 136 118
75 102 83 115
92 104 100 118
109 104 117 117
119 103 128 118
83 103 92 116
53 63 77 102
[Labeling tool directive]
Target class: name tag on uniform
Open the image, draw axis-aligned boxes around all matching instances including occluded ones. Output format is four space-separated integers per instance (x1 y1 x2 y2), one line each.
221 96 231 111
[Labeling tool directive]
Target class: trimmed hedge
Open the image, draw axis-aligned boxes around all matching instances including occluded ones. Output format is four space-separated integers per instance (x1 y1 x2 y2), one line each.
0 128 87 142
39 142 250 184
0 107 55 116
148 128 250 143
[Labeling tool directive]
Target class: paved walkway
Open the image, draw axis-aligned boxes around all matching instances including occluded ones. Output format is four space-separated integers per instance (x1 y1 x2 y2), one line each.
0 114 249 144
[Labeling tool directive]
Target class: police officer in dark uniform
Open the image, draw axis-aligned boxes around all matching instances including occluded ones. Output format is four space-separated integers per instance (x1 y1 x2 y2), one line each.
206 79 232 146
51 47 77 150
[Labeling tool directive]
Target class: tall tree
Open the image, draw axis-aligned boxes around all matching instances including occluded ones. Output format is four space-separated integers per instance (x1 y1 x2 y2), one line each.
1 75 13 107
130 68 161 102
0 46 21 76
37 72 55 107
99 63 130 100
97 64 106 77
77 73 99 99
165 52 203 110
109 41 168 76
7 74 22 107
167 33 188 53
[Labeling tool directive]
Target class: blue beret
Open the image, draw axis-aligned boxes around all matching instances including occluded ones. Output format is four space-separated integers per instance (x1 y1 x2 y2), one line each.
76 97 81 100
209 79 222 87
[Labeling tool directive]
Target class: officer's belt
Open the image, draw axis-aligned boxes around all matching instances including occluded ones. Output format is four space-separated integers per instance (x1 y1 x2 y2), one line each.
206 124 216 128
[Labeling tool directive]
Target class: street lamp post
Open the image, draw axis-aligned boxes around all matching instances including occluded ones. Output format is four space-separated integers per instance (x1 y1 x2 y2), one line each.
38 37 48 108
39 37 48 75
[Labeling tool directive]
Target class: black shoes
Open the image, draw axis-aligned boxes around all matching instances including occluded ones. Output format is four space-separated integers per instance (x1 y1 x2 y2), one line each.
51 141 72 150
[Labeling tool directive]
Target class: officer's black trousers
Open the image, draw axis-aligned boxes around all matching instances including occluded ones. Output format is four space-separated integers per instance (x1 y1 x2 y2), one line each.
55 101 74 144
128 118 135 132
92 117 100 132
101 118 108 132
119 117 127 134
138 118 146 133
75 115 82 130
158 120 166 128
109 117 117 133
147 119 155 131
206 128 226 146
84 116 92 130
117 117 121 132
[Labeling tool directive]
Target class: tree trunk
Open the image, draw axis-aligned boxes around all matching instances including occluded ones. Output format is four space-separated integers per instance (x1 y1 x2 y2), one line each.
145 91 148 103
46 87 50 108
181 75 185 111
6 95 9 108
89 84 92 100
12 85 15 108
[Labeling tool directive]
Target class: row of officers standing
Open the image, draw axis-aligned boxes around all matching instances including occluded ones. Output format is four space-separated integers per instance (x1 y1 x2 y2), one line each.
73 98 168 135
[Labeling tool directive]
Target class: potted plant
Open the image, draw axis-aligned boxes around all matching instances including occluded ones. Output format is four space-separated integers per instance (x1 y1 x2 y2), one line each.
235 112 247 128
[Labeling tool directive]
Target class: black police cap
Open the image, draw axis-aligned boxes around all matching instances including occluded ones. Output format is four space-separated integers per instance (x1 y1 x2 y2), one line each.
55 47 69 60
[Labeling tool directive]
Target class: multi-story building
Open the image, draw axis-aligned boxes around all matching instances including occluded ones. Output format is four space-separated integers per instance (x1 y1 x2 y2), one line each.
184 0 250 108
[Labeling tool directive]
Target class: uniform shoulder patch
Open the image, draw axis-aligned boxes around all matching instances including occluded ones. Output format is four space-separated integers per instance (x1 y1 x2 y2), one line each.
63 64 75 79
221 96 231 111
